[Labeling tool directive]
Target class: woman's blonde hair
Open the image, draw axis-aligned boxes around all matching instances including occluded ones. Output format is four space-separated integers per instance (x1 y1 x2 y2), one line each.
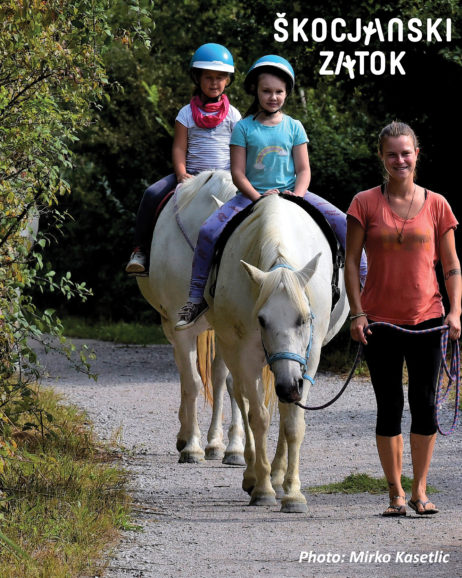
378 120 419 155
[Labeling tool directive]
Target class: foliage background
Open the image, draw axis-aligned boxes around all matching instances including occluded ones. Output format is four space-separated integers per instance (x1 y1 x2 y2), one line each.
29 0 462 322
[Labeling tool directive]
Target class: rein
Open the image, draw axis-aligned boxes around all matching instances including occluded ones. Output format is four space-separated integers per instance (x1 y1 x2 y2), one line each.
294 322 460 436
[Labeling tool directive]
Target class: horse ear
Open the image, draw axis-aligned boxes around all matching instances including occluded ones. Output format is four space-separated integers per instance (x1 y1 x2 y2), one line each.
296 252 322 288
240 260 267 286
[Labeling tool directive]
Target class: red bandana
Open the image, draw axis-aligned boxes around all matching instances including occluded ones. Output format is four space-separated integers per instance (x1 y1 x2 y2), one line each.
190 94 230 129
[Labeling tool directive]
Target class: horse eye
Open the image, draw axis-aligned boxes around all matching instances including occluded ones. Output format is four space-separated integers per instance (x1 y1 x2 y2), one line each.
296 316 305 327
258 315 266 328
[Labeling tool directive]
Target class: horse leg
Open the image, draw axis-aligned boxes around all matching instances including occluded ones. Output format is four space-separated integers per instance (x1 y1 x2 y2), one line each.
241 375 276 507
222 373 245 466
271 404 288 499
171 333 205 463
277 402 307 513
205 350 227 460
226 377 255 493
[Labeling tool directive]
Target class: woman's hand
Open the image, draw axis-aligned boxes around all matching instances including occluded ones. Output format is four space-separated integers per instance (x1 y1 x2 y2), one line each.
350 316 371 345
263 188 280 196
444 311 461 341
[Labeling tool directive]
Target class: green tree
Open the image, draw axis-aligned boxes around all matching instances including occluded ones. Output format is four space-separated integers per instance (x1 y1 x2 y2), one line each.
33 0 462 322
34 0 369 321
0 0 109 465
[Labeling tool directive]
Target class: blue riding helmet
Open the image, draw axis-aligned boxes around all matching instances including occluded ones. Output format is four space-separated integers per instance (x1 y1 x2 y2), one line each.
244 55 295 95
190 43 235 73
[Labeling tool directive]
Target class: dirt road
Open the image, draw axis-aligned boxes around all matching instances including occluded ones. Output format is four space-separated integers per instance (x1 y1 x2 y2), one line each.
36 339 462 577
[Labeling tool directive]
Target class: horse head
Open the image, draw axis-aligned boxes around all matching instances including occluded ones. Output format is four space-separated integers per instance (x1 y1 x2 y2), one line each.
241 253 321 404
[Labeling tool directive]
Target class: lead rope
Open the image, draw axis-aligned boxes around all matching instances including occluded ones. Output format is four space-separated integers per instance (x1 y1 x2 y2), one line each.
296 322 460 436
435 327 460 435
295 341 362 411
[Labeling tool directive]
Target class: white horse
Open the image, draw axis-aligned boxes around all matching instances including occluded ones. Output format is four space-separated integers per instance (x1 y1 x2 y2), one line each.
206 194 349 513
137 171 245 465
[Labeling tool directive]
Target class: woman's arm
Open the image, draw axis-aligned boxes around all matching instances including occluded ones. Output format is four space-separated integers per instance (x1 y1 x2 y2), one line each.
230 145 261 201
172 121 192 182
345 215 369 344
440 228 461 340
291 143 311 197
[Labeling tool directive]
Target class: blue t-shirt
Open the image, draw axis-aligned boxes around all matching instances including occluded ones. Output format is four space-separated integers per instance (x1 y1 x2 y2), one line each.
230 114 308 194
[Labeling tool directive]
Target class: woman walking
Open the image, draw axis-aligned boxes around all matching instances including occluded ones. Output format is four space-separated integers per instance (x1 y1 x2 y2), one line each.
345 121 461 516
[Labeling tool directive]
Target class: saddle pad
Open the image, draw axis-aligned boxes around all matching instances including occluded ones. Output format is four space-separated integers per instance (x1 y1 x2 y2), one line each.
210 193 344 309
154 189 175 224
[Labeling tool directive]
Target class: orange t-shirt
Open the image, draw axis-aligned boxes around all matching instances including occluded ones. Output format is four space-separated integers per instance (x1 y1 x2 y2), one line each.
347 186 458 325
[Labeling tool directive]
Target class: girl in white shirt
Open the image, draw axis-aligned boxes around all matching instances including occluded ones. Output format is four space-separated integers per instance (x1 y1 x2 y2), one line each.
126 43 240 274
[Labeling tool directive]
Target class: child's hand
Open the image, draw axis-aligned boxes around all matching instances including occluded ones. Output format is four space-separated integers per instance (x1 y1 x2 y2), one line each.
177 173 193 183
282 189 306 197
263 188 280 196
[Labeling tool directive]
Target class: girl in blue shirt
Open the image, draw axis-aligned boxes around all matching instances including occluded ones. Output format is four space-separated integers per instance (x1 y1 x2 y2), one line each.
176 55 366 329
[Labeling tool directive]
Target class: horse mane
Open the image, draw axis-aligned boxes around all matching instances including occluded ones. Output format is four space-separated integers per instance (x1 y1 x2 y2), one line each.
176 170 237 213
242 196 311 320
254 267 310 321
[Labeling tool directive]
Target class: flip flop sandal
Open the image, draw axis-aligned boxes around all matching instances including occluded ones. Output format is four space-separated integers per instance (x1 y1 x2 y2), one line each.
408 499 439 515
382 495 407 517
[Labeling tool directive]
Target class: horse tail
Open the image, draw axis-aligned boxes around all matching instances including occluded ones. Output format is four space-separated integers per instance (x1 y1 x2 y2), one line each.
262 365 277 414
196 329 214 405
197 329 276 412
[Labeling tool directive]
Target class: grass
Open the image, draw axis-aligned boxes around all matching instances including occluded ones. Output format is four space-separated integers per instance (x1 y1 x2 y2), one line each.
305 473 437 495
0 387 132 577
60 316 168 345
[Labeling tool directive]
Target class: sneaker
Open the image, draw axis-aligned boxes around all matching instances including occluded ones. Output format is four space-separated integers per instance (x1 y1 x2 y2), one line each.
125 249 146 273
175 300 209 330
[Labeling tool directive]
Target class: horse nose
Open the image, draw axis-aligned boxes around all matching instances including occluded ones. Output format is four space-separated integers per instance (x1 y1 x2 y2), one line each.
275 378 303 404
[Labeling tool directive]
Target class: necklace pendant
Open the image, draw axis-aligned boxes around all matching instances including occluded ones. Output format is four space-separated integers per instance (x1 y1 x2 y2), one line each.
398 233 404 243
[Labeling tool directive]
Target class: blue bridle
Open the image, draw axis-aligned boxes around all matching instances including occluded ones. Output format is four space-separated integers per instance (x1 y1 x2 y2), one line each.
262 263 316 385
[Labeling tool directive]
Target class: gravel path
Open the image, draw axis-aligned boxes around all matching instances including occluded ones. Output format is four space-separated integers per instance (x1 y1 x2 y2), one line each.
35 339 462 577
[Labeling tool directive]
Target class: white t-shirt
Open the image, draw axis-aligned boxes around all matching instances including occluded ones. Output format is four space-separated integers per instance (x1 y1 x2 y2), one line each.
176 103 241 173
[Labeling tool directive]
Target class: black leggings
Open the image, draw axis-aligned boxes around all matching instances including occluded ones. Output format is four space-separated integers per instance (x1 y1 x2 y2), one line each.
363 317 443 437
133 174 178 251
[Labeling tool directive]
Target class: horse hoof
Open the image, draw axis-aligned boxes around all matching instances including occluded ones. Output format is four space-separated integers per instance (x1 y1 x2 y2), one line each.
249 493 277 507
205 447 224 460
280 500 308 513
273 485 285 500
222 452 246 467
176 439 187 452
178 451 204 464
